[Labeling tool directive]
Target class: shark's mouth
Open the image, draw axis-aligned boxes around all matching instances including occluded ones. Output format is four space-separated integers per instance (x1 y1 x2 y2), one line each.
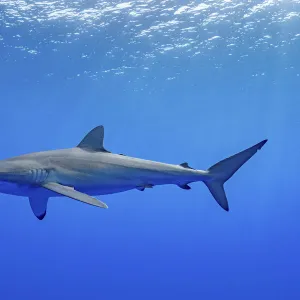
0 181 25 195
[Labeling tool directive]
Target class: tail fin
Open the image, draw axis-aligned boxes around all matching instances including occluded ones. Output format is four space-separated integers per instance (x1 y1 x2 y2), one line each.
204 139 268 211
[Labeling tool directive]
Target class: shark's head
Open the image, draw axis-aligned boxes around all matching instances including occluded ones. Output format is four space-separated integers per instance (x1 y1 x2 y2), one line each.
0 160 33 184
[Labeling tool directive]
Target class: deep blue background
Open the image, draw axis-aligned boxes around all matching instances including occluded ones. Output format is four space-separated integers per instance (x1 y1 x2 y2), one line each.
1 1 300 299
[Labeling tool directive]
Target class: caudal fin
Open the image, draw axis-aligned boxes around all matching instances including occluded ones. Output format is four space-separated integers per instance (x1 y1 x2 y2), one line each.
204 139 268 211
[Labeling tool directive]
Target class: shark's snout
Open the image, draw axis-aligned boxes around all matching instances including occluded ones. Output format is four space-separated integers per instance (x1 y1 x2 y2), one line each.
0 161 32 183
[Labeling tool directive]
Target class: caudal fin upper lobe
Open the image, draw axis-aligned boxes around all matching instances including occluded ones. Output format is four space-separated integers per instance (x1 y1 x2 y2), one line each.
204 140 268 211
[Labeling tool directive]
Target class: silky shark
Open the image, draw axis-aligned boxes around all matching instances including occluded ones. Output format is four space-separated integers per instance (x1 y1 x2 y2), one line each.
0 126 267 220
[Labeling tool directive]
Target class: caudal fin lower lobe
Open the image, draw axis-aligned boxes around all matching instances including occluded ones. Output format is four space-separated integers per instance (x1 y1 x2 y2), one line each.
205 139 268 211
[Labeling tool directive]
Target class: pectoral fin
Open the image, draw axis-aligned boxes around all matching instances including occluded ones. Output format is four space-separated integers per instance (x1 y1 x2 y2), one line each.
29 196 48 220
41 182 108 209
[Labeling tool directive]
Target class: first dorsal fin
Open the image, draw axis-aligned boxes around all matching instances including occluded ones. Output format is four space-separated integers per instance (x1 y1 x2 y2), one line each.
77 125 110 152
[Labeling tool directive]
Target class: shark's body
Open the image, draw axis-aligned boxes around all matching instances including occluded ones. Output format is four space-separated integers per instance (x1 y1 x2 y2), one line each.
0 126 267 220
0 148 207 196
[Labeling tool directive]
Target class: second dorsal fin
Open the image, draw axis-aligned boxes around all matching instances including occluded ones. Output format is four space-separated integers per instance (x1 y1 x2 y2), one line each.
180 162 194 170
77 125 110 152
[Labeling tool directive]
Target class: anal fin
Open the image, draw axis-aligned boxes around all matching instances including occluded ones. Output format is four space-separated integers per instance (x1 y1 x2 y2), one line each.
178 184 191 190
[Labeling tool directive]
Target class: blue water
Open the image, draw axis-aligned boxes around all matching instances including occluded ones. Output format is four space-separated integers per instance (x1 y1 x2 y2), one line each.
0 1 300 299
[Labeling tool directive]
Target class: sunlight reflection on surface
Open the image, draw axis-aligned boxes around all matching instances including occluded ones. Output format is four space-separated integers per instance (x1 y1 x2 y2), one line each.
1 0 300 82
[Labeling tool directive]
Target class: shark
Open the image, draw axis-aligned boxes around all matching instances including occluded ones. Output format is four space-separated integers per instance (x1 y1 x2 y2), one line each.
0 126 267 220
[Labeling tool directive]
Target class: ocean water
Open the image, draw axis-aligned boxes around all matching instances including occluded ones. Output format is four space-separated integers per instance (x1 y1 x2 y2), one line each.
0 1 300 299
